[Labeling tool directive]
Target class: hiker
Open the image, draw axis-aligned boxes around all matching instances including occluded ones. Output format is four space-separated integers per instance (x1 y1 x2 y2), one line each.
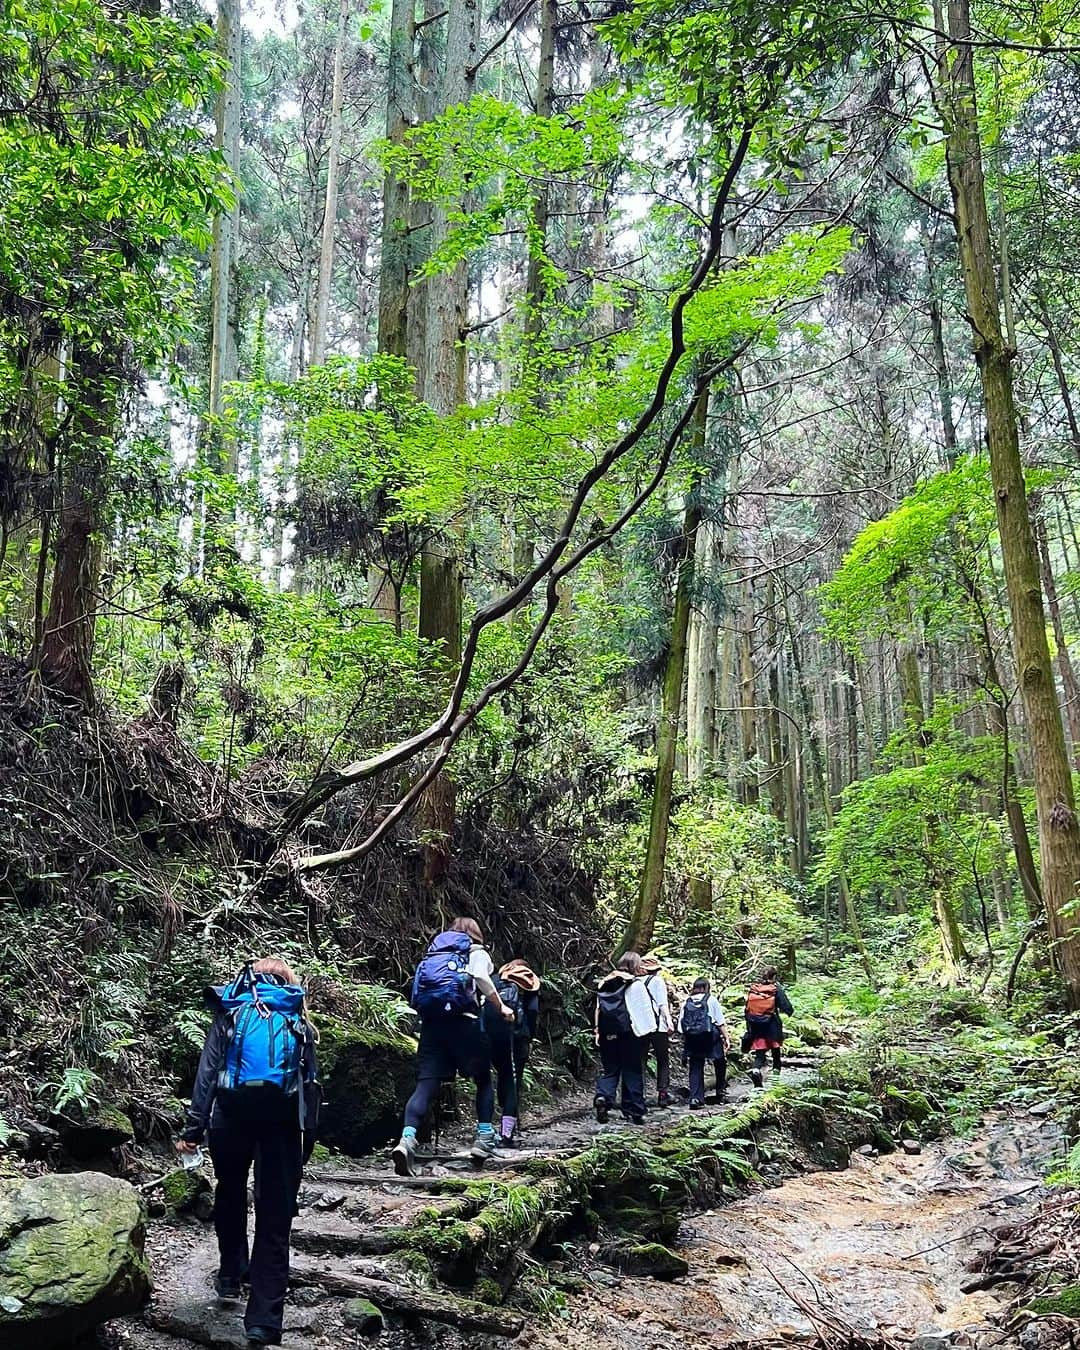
177 958 321 1348
678 978 730 1108
741 965 794 1087
483 958 541 1146
392 917 516 1175
640 954 674 1108
593 952 654 1125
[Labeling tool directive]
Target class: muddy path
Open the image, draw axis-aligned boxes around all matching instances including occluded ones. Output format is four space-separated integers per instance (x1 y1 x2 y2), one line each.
103 1067 1063 1350
535 1107 1060 1350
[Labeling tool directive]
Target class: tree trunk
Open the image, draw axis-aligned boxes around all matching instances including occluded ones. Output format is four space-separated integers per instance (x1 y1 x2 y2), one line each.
207 0 242 468
936 0 1080 1005
622 397 705 955
311 0 349 367
413 0 478 885
38 347 121 708
1034 509 1080 767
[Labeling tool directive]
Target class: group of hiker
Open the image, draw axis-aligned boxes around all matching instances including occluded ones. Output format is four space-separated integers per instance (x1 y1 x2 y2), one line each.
593 950 793 1123
175 927 791 1346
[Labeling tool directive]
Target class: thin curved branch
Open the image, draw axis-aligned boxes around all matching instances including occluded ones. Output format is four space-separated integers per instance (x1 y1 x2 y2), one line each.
278 127 754 841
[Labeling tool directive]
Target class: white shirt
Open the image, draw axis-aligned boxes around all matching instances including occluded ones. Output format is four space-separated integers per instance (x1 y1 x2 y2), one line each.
678 995 726 1032
644 973 674 1033
466 945 496 1011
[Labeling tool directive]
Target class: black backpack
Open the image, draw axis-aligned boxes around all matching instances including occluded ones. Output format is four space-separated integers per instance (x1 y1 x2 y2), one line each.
597 984 632 1036
483 978 524 1032
681 995 711 1039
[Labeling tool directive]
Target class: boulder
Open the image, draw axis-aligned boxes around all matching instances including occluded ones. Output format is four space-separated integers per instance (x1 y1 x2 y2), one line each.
315 1019 418 1157
51 1102 134 1159
0 1171 150 1349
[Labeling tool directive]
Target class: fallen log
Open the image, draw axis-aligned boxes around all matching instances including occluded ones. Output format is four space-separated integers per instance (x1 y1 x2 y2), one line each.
288 1261 525 1337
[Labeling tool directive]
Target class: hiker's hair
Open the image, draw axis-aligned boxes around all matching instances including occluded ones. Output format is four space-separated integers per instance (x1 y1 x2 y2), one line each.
759 966 778 983
251 957 319 1041
451 917 484 945
617 952 643 976
692 978 710 995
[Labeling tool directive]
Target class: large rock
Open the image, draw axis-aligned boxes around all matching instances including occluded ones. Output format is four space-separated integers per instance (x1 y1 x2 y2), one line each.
316 1019 418 1156
0 1171 150 1349
51 1102 134 1159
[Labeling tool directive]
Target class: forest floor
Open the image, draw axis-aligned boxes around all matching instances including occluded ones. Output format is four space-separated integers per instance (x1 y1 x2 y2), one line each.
100 1057 1068 1350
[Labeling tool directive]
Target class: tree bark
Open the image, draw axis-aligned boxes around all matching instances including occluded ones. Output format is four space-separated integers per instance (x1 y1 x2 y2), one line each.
311 0 349 367
1034 509 1080 767
38 346 121 708
413 0 478 885
935 0 1080 1005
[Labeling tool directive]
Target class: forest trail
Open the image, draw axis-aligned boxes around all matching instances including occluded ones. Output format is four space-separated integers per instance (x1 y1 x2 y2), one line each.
106 1065 1061 1350
538 1107 1059 1350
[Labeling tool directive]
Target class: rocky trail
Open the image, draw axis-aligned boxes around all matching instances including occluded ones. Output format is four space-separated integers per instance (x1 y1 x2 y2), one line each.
101 1060 1065 1350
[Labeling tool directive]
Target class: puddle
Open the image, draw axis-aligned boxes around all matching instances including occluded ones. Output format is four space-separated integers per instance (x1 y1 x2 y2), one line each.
537 1110 1062 1350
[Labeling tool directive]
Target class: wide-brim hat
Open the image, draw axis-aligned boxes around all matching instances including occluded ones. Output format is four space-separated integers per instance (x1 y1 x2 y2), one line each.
639 955 664 975
499 960 541 993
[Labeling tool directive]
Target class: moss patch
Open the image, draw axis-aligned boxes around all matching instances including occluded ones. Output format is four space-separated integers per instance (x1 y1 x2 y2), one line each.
315 1016 418 1157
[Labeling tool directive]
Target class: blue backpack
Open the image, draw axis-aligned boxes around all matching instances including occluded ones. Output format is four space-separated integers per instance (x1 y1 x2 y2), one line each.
411 932 476 1020
217 966 307 1098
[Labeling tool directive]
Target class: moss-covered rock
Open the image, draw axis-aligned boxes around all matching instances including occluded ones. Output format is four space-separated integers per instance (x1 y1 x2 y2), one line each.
342 1297 384 1333
161 1167 210 1216
51 1102 134 1159
0 1171 150 1349
315 1016 417 1157
601 1241 689 1280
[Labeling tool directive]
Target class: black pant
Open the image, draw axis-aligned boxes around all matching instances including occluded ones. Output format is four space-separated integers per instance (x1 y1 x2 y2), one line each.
404 1015 494 1130
642 1030 671 1099
753 1047 783 1072
209 1104 302 1339
687 1049 727 1104
491 1033 530 1118
596 1033 646 1118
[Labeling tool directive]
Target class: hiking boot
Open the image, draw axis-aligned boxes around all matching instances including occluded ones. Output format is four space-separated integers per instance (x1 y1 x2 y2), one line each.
656 1092 672 1110
497 1133 520 1148
391 1134 417 1177
470 1130 498 1164
689 1099 704 1111
245 1329 280 1347
214 1275 242 1303
750 1069 764 1088
593 1094 609 1124
628 1114 645 1126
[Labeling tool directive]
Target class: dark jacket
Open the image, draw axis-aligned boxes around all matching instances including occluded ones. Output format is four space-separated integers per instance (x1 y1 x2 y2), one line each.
742 982 793 1046
181 985 321 1150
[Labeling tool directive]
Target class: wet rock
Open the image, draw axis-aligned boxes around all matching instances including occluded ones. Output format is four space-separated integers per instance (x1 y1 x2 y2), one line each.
587 1269 619 1287
902 1138 923 1155
857 1144 878 1159
911 1335 951 1350
600 1241 689 1281
343 1297 385 1334
51 1102 134 1159
0 1171 150 1349
1028 1102 1055 1118
313 1189 346 1211
292 1286 324 1307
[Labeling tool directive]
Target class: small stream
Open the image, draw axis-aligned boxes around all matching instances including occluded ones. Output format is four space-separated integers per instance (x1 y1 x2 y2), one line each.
538 1109 1062 1350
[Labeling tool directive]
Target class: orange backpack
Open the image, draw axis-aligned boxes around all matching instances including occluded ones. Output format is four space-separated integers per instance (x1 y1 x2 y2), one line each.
745 983 777 1019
